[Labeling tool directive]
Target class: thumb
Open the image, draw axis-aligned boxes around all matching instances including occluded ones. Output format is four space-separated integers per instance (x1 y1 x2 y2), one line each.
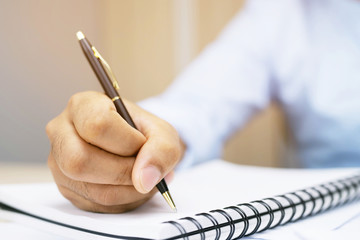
122 100 184 193
132 135 181 194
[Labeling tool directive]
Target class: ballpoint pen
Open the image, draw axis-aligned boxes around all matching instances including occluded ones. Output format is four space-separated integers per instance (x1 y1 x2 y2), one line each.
76 31 176 212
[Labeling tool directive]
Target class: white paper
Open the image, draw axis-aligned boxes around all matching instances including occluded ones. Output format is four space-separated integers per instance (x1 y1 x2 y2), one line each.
1 160 359 239
0 221 68 240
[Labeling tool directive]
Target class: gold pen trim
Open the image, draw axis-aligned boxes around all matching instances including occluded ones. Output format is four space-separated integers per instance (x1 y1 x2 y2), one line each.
111 96 120 102
77 31 177 212
162 191 177 212
91 46 120 90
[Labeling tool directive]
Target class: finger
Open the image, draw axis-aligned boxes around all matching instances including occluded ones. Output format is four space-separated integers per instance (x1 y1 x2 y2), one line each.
164 171 175 183
57 185 151 213
48 153 156 207
68 91 146 156
133 136 181 193
48 116 135 185
125 104 184 193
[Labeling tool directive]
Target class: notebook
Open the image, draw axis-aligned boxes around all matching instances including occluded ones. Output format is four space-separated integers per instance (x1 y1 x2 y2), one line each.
1 160 360 240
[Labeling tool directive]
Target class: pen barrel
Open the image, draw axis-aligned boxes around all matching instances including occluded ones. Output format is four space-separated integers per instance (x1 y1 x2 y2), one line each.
156 179 169 194
78 33 175 210
113 98 136 129
78 38 121 102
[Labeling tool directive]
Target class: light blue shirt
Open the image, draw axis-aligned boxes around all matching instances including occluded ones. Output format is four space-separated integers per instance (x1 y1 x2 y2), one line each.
141 0 360 169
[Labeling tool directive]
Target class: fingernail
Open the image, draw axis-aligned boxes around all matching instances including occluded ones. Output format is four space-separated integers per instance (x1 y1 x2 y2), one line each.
140 166 161 193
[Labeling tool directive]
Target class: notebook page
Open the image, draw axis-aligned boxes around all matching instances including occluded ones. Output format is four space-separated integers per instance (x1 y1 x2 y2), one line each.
0 160 359 239
248 198 360 240
0 221 68 240
159 161 360 239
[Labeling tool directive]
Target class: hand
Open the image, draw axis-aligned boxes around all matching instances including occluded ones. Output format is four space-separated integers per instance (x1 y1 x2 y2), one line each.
46 91 185 213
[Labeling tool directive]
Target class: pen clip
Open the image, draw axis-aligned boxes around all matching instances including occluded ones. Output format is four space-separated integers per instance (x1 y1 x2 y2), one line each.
91 46 120 90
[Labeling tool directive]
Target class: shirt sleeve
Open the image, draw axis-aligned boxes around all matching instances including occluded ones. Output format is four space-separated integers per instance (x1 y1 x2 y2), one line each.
140 0 281 169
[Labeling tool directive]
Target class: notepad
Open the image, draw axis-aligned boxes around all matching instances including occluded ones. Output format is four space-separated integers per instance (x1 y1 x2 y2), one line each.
1 160 359 240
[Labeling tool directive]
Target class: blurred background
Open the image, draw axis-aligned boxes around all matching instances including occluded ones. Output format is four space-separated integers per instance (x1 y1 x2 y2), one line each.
0 0 287 167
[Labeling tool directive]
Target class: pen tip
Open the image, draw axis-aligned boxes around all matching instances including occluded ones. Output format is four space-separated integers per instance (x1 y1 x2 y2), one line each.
76 31 85 40
162 191 177 212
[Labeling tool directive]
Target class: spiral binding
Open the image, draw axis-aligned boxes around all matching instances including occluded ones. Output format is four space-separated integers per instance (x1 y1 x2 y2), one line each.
162 173 360 240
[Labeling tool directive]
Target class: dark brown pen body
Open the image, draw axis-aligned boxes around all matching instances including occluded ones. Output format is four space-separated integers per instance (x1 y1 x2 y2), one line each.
78 36 170 196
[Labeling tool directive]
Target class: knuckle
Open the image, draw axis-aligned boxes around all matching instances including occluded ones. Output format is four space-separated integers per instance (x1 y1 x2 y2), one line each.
114 164 133 185
45 119 54 137
59 187 74 203
59 188 73 202
46 117 62 140
68 92 84 110
160 122 182 156
50 133 64 160
85 185 121 207
166 126 183 160
99 187 120 206
60 148 87 179
162 140 181 162
82 113 109 139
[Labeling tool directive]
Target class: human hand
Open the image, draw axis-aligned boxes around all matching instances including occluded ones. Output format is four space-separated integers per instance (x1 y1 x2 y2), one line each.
46 91 184 213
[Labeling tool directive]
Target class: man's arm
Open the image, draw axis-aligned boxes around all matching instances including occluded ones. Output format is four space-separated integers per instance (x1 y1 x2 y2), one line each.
141 0 280 168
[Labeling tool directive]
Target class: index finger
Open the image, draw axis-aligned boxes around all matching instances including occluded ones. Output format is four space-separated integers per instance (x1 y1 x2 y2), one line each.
68 91 146 156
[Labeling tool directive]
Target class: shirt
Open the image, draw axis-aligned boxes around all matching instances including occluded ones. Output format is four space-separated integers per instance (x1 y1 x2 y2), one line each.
140 0 360 169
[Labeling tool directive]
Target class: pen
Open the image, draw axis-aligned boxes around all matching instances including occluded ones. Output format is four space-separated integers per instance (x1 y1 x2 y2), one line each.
76 31 176 212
